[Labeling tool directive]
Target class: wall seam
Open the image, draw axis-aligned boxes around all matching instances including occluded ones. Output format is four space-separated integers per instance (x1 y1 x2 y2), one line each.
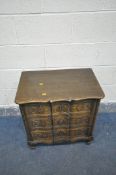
0 10 116 16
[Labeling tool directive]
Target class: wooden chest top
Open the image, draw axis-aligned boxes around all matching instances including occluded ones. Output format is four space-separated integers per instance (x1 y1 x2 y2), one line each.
15 68 105 104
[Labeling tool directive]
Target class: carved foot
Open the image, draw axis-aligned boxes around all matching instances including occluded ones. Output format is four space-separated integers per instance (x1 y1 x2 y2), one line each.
28 141 37 149
86 136 94 145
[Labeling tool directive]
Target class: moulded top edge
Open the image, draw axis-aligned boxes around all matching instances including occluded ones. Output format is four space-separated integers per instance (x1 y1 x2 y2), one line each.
15 95 104 105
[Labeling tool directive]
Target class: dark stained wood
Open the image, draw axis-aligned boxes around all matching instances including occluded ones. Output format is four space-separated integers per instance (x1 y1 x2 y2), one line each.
15 69 105 147
15 68 105 104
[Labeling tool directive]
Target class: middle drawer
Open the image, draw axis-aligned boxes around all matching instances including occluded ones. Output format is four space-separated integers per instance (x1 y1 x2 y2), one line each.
28 116 52 130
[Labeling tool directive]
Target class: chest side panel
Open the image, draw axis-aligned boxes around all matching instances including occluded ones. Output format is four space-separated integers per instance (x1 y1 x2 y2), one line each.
21 103 53 144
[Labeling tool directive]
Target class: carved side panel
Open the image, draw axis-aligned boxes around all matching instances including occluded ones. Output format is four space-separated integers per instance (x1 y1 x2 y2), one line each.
69 99 96 142
22 102 53 144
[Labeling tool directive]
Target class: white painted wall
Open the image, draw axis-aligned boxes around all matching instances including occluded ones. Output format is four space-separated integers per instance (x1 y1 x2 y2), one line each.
0 0 116 106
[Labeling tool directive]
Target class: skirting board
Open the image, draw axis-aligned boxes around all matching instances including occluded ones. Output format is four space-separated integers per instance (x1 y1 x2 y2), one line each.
0 103 116 117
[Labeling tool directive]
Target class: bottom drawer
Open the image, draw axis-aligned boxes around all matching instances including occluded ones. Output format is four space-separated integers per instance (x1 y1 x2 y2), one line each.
70 127 89 142
31 130 53 144
53 128 69 144
31 127 90 144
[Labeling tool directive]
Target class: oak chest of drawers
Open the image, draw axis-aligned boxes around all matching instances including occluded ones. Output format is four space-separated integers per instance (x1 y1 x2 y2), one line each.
15 69 105 148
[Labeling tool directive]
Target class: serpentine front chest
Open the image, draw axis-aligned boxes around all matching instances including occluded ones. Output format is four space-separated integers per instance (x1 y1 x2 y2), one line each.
15 68 105 148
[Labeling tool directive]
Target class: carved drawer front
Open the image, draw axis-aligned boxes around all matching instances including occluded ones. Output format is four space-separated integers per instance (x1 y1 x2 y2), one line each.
28 116 52 130
52 114 69 128
52 102 70 114
70 128 89 142
31 130 53 144
70 114 90 127
70 100 92 113
53 128 69 143
24 103 51 116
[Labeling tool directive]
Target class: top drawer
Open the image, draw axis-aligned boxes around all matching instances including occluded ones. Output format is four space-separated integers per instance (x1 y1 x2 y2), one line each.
52 102 70 114
23 103 51 116
22 99 94 117
70 100 92 113
52 100 93 115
